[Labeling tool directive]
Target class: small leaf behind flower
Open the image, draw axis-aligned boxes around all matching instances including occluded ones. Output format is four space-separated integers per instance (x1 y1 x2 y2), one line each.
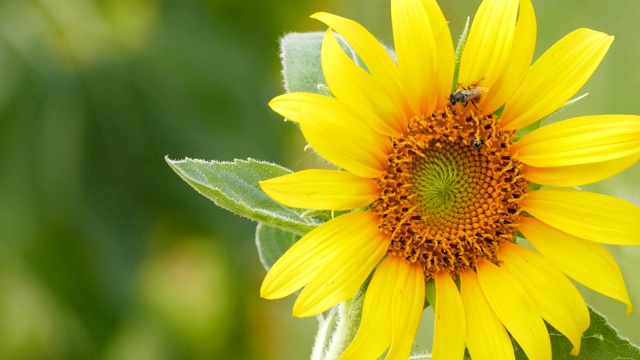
280 31 328 95
550 306 640 359
280 31 401 96
166 157 319 235
510 306 640 360
255 223 300 270
427 306 640 360
280 31 360 95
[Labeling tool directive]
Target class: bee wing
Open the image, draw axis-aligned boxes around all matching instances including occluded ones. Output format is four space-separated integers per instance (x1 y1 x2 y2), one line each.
474 87 489 102
476 87 489 94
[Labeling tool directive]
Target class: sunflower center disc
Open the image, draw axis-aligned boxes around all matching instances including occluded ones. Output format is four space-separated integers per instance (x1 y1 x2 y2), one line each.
372 107 530 279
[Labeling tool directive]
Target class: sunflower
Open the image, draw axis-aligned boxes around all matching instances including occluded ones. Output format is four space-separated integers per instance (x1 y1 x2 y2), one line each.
259 0 640 358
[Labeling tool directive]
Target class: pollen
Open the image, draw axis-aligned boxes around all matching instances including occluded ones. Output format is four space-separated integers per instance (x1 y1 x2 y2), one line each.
372 107 530 279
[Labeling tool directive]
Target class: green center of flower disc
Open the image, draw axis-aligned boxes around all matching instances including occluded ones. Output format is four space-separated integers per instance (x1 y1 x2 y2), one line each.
413 143 476 215
372 107 530 279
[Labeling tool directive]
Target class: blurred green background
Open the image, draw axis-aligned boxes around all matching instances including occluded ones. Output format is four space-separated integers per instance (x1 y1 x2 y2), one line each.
0 0 638 359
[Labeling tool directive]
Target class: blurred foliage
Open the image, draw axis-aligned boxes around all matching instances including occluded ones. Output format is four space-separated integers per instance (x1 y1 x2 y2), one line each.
0 0 328 358
0 0 638 359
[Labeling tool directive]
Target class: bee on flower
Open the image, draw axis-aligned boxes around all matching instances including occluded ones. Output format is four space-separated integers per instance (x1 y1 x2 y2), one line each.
449 81 489 109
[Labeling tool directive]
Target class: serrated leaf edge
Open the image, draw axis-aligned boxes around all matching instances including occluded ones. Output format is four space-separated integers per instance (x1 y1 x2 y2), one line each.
166 156 319 235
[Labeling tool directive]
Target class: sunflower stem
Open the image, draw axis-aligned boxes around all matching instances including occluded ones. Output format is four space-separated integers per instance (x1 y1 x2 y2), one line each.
314 287 365 360
311 308 338 360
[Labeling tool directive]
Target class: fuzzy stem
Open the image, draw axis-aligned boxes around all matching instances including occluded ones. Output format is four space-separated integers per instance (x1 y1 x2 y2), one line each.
311 308 338 360
311 288 366 360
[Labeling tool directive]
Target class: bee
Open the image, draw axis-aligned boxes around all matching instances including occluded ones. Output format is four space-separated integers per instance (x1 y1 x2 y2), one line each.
471 138 483 150
449 83 488 109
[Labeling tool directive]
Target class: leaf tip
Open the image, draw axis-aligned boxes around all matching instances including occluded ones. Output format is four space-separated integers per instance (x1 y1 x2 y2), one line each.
165 155 184 171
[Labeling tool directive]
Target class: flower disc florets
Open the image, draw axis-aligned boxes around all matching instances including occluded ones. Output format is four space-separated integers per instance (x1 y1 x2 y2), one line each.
372 107 530 279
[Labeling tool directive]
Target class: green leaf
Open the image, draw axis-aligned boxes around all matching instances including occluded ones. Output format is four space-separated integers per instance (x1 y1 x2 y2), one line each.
255 223 300 270
166 157 319 235
280 31 360 95
280 31 327 95
552 306 640 359
511 306 640 360
416 305 639 360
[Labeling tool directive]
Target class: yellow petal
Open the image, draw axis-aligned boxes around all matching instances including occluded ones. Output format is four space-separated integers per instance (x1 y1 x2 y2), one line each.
477 259 551 360
522 189 640 246
500 242 589 355
431 271 465 360
460 269 514 360
340 256 398 360
269 92 329 122
458 0 519 90
299 116 388 179
269 93 391 178
523 152 640 186
482 0 536 113
261 211 379 299
260 169 378 210
520 217 633 315
502 29 613 130
391 0 439 116
420 0 454 109
513 115 640 167
293 219 389 317
321 29 405 137
310 12 409 115
386 259 425 360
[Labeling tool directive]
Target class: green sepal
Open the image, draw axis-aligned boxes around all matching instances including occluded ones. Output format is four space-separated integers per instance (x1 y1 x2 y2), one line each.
425 278 436 309
452 16 470 91
514 118 543 141
166 157 319 236
299 208 335 223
